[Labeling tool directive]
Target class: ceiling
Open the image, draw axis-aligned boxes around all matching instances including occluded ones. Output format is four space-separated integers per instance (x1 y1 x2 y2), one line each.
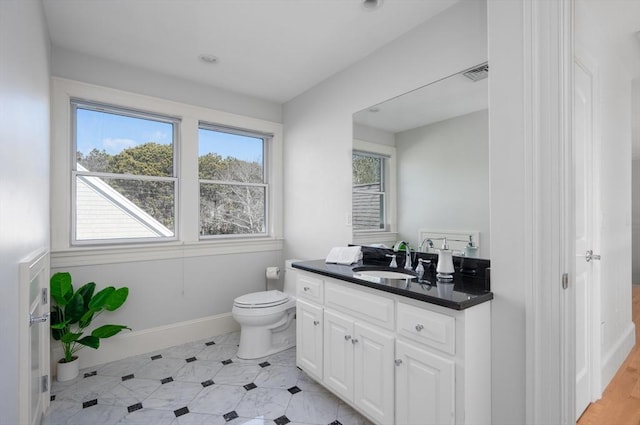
353 68 488 133
42 0 459 104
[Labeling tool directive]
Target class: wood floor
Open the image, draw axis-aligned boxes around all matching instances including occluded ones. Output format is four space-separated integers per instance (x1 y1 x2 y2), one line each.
578 285 640 425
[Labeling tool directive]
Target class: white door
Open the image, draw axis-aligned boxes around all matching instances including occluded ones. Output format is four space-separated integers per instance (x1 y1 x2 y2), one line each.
353 322 394 424
19 250 50 425
395 340 454 425
296 299 324 380
323 309 354 401
574 56 600 418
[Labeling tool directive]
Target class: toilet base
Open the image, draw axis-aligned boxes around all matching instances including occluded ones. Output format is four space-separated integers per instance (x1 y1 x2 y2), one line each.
236 314 296 359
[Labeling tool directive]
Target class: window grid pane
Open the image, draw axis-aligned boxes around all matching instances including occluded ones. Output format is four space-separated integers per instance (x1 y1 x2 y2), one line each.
200 183 266 236
353 152 386 230
75 175 175 241
198 125 269 237
72 100 178 243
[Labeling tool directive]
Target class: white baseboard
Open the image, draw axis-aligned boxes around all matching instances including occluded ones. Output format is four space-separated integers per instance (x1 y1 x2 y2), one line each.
51 313 240 375
601 321 636 390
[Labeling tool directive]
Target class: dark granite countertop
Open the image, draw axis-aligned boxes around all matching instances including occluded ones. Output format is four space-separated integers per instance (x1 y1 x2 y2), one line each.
292 259 493 311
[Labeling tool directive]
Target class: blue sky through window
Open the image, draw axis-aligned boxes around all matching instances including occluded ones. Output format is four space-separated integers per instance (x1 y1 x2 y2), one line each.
198 128 263 164
76 108 173 155
76 108 263 164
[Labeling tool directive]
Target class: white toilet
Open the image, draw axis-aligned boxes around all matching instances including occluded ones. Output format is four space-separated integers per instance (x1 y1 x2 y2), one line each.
232 261 297 359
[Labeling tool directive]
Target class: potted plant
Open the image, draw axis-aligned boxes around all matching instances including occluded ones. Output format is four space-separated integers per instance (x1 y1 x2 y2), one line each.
50 272 130 381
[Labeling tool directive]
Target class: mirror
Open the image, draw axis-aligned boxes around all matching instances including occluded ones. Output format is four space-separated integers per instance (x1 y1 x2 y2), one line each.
352 64 490 259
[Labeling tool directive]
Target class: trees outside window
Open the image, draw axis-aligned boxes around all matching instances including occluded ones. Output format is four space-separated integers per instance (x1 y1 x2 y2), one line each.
198 125 270 237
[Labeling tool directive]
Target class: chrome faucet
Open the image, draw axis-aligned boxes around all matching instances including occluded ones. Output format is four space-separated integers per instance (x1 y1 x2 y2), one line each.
418 238 434 253
393 241 412 270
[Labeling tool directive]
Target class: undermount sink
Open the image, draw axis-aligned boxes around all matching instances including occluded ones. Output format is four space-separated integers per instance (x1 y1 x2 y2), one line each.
352 266 417 280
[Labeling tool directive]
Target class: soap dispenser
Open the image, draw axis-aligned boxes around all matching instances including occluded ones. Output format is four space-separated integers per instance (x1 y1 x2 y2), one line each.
436 238 455 280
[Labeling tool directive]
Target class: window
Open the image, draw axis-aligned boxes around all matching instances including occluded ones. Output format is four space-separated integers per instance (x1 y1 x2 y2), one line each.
71 100 179 243
198 124 270 237
352 151 386 231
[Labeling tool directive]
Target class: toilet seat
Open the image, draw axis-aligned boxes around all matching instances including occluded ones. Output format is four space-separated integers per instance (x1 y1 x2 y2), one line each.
234 290 290 309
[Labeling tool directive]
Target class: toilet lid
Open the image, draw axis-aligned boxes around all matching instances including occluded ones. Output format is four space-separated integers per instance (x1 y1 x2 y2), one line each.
234 290 289 308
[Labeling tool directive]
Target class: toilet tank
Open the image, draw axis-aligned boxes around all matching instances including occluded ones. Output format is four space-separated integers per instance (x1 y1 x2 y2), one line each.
283 259 299 295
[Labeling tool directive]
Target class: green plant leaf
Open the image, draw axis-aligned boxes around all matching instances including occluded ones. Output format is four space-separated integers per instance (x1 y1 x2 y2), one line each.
77 282 96 310
104 287 129 311
64 292 86 324
91 324 131 338
77 335 100 349
88 286 115 311
79 310 95 328
61 332 81 343
50 321 70 330
50 272 73 306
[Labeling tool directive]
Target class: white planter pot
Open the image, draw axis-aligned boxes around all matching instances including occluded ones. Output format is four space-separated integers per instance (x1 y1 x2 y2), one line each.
57 356 79 382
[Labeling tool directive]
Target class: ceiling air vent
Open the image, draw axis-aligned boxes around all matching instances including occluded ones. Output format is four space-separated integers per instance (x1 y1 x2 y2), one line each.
463 63 489 82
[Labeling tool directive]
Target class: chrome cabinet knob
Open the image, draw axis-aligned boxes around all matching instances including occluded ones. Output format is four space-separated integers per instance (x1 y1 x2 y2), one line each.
303 287 310 292
313 320 319 326
415 324 424 332
395 359 403 366
344 335 352 341
351 338 359 345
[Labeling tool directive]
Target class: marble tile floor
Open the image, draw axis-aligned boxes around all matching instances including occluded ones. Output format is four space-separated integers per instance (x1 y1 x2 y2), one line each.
43 331 373 425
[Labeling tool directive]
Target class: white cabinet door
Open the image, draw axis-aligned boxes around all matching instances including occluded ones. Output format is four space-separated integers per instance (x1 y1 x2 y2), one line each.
396 340 454 425
323 309 354 401
354 322 395 425
296 299 323 380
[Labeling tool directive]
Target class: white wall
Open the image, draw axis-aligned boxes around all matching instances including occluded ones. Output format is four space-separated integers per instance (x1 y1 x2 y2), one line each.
576 0 635 389
0 1 50 423
633 80 640 283
52 47 282 123
633 158 640 284
396 109 490 256
283 0 488 260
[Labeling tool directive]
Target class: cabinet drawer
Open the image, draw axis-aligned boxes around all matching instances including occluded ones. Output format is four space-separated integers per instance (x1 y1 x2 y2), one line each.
324 281 394 330
397 302 455 355
296 273 324 303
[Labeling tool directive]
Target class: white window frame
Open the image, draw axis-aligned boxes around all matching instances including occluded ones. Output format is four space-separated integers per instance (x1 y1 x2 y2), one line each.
51 78 283 266
352 139 397 245
198 122 272 240
70 99 180 245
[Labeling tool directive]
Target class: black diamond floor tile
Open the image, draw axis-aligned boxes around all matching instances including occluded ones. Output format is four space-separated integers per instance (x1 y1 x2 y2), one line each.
201 379 214 387
205 341 216 346
259 361 270 368
243 382 257 391
274 415 291 425
221 359 233 365
223 411 238 422
329 421 342 425
83 371 97 378
151 354 162 360
186 357 197 363
161 377 174 384
287 386 301 394
82 399 98 409
122 374 134 381
174 406 190 417
127 403 143 413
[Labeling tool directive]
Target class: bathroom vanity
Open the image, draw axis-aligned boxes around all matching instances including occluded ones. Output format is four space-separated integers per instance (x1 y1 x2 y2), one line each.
292 258 492 425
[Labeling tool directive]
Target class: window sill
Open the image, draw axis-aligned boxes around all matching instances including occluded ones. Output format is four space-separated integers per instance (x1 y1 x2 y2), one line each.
51 238 284 268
